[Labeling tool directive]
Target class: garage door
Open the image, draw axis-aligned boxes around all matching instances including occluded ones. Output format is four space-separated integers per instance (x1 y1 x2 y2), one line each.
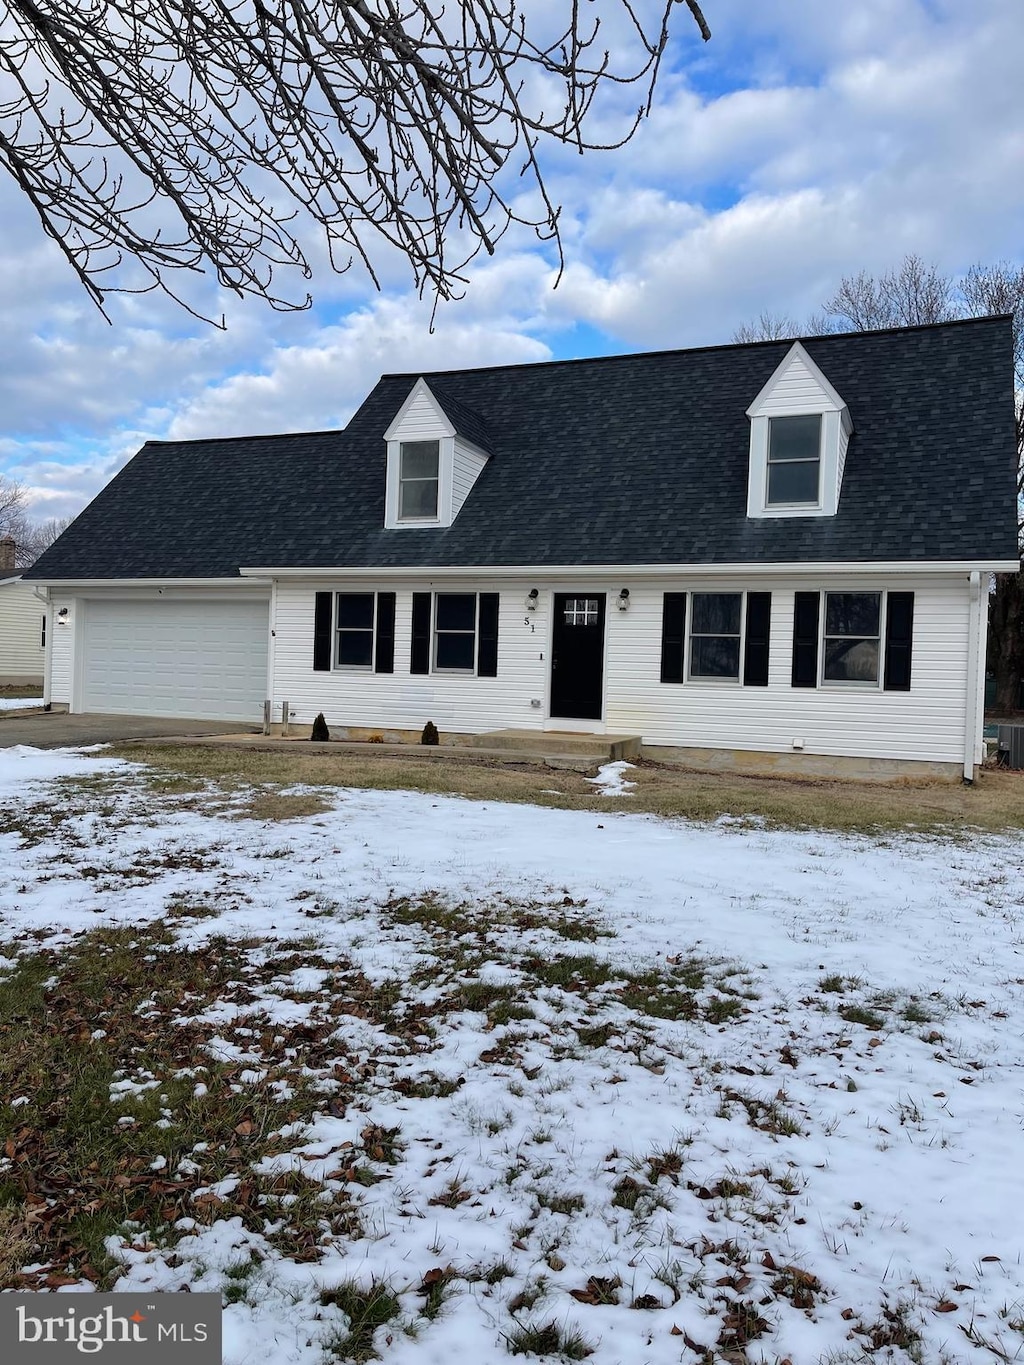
81 598 269 721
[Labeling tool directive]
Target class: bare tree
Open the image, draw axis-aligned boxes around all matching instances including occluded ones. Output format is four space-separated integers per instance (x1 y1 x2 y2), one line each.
0 0 710 321
732 310 802 344
0 479 75 568
15 514 76 566
823 254 953 331
734 256 1024 714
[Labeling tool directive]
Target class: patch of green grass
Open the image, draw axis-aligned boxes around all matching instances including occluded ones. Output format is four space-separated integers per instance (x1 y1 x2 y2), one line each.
617 969 698 1022
722 1090 804 1138
534 1189 586 1216
523 954 617 993
574 1020 617 1048
321 1280 401 1362
839 1003 886 1030
505 1320 594 1359
819 973 847 993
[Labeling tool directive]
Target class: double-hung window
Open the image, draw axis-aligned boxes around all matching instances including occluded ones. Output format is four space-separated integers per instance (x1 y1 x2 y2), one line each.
822 592 881 684
399 440 440 520
660 591 772 686
434 593 477 671
690 593 743 679
335 593 375 668
312 591 396 674
410 592 500 677
766 414 822 506
791 590 915 690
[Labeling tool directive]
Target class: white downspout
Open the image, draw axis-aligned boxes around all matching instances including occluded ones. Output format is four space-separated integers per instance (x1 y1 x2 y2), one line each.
963 571 983 783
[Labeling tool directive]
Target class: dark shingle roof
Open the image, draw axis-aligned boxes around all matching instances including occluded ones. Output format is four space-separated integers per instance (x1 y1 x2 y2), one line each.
25 317 1020 580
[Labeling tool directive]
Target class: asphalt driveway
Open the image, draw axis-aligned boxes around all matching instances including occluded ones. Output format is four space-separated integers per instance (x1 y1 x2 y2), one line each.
0 709 257 749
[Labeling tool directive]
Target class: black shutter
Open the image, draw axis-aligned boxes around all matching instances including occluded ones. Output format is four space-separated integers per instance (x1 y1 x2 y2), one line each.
660 593 687 684
411 592 432 674
477 593 499 677
743 592 772 686
375 592 396 674
313 591 333 672
791 591 820 688
883 592 914 691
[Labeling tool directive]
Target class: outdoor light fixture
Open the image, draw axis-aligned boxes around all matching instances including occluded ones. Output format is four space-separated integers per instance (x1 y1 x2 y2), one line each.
617 589 630 611
526 588 539 611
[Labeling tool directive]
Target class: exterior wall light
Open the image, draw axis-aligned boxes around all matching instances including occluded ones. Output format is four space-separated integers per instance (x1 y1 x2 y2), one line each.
526 589 539 611
617 589 630 612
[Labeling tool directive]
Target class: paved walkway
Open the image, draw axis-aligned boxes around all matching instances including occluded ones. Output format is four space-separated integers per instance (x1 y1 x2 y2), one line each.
0 710 257 749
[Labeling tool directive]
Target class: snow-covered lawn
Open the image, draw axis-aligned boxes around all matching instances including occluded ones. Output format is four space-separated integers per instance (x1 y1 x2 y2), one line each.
1 745 1023 1365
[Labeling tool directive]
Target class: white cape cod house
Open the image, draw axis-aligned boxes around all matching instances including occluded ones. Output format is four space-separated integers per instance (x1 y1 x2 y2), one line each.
26 318 1020 780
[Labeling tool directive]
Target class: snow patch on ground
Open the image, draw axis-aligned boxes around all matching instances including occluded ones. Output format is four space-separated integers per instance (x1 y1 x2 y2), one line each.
585 760 636 795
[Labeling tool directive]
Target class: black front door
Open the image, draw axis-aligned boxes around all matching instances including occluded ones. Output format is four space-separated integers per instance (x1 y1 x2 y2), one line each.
550 593 606 720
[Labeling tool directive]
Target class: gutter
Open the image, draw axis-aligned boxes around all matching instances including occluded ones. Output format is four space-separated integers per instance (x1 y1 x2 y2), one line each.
238 560 1020 580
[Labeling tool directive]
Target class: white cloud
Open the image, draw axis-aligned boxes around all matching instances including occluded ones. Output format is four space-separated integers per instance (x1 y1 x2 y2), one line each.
1 0 1021 526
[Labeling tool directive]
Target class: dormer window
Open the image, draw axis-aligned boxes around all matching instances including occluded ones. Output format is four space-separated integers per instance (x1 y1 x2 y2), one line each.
383 378 491 530
399 441 440 520
767 415 822 506
746 342 852 520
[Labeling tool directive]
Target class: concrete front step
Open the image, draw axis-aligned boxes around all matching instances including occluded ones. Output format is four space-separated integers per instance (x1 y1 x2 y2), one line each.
463 729 642 760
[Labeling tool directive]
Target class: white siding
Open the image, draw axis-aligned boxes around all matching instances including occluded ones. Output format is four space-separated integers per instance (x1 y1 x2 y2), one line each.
836 420 851 494
754 352 833 414
49 594 76 704
452 439 488 519
390 387 451 441
0 581 45 679
272 573 972 764
275 578 547 734
605 576 969 764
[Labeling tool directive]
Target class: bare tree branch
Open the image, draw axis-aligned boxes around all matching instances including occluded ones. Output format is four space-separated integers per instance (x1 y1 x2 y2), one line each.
0 0 711 321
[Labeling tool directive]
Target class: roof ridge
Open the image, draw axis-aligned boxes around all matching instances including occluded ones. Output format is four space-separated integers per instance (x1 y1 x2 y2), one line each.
378 314 1013 383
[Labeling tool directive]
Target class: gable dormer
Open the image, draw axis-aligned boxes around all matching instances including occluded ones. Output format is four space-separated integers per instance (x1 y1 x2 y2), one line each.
383 378 490 530
745 341 853 519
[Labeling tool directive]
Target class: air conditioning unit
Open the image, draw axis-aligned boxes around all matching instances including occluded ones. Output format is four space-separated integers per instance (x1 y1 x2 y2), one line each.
997 725 1024 770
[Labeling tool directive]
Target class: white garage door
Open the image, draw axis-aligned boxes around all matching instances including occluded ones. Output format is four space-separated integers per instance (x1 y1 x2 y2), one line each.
81 598 269 722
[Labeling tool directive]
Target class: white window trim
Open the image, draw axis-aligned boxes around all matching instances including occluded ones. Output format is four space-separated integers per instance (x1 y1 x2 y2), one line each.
765 414 824 511
432 591 479 674
819 589 887 689
385 435 455 529
686 589 747 686
334 590 377 671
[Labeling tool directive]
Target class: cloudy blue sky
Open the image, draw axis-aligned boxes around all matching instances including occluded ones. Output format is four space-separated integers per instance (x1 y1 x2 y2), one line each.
2 0 1022 525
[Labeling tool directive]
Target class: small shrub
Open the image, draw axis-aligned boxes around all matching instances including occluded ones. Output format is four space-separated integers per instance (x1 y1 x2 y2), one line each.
421 721 439 745
311 712 330 742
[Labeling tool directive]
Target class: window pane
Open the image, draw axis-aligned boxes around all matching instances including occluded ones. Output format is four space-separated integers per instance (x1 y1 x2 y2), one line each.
825 593 880 637
401 441 439 479
769 414 821 462
767 459 819 504
400 478 438 518
436 594 476 631
336 593 373 629
337 631 373 667
436 633 475 670
692 593 741 635
690 636 741 678
823 638 879 682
